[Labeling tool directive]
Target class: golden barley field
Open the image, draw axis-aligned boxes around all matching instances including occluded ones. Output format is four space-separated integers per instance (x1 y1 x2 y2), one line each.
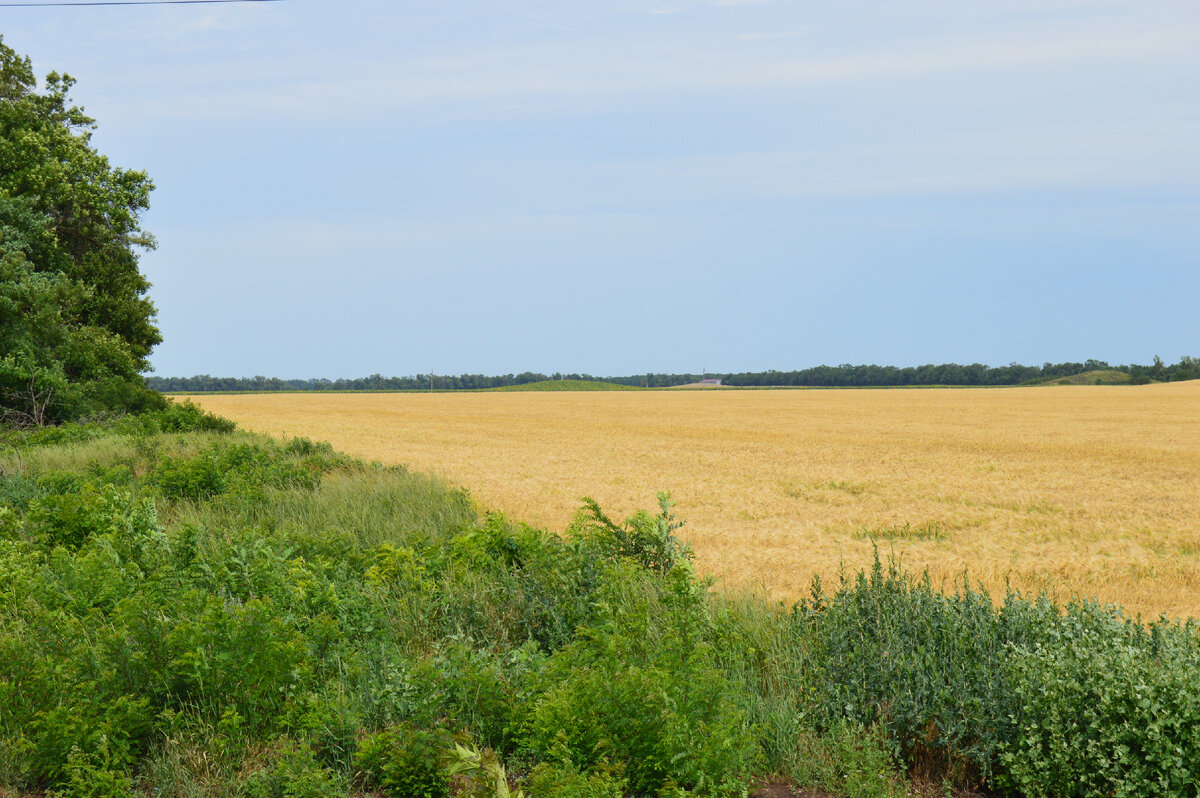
191 382 1200 619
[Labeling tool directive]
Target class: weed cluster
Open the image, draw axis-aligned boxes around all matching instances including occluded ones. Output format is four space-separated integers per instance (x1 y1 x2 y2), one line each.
0 418 757 796
791 559 1200 795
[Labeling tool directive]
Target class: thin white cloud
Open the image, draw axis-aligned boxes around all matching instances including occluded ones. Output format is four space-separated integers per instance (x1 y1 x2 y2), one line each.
91 16 1199 126
438 118 1200 209
738 30 808 41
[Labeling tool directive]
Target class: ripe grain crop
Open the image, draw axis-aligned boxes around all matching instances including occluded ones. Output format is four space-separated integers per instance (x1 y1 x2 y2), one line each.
191 382 1200 619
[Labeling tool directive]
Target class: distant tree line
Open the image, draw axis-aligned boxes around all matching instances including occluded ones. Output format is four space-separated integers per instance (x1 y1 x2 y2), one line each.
148 372 612 392
147 357 1200 393
722 357 1200 387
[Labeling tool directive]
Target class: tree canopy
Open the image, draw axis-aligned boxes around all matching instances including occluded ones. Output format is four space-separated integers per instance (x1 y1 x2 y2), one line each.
0 36 162 425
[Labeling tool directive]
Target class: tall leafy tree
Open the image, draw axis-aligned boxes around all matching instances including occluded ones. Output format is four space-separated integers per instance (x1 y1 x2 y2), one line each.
0 36 162 424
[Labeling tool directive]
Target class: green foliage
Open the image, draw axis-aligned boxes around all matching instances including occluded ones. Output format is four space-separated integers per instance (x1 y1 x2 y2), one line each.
25 484 158 551
0 470 41 514
165 596 312 725
47 742 135 798
355 725 451 798
0 253 161 426
995 611 1200 797
152 439 334 502
526 760 627 797
365 542 434 591
522 562 759 796
853 520 948 541
242 739 344 798
444 740 524 798
793 554 1200 794
571 491 692 575
5 419 1200 798
0 37 161 426
153 449 226 501
138 400 237 435
786 723 908 798
427 639 535 751
8 400 234 448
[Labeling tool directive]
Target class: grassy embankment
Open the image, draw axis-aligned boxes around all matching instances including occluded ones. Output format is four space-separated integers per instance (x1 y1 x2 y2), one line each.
1028 369 1132 386
488 380 640 392
2 404 1199 798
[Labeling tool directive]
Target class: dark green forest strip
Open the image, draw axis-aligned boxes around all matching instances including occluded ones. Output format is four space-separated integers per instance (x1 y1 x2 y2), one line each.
147 355 1200 393
2 403 1198 797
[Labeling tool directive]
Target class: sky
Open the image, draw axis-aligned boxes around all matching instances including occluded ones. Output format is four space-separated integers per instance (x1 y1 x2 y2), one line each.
3 0 1198 378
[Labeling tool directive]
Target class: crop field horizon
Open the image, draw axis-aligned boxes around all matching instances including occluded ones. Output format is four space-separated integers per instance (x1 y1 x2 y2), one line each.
191 382 1200 620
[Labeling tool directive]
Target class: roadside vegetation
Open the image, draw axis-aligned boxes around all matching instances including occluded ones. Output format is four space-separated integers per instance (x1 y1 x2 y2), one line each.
2 403 1198 797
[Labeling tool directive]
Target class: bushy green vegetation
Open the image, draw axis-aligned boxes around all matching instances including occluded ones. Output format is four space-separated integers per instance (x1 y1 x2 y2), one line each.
794 561 1200 796
1 37 163 426
2 408 1198 797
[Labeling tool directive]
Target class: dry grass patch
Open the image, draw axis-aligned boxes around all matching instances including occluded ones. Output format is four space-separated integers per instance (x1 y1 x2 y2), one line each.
191 381 1200 619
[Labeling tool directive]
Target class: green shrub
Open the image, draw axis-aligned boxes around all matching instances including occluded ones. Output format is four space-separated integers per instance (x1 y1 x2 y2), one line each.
796 556 1029 780
35 470 87 497
24 485 157 555
18 694 152 791
793 554 1200 794
0 471 41 512
522 563 759 796
152 440 327 503
443 740 526 798
355 725 452 798
138 400 235 434
429 639 533 752
277 691 361 772
165 595 311 726
570 492 691 575
46 742 135 798
526 760 626 798
786 722 908 798
445 513 600 651
242 739 344 798
366 542 435 591
25 488 117 550
6 401 232 449
996 610 1200 798
283 436 331 458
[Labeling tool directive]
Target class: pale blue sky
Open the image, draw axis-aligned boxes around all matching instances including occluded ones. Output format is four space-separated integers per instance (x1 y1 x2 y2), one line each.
4 1 1198 377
